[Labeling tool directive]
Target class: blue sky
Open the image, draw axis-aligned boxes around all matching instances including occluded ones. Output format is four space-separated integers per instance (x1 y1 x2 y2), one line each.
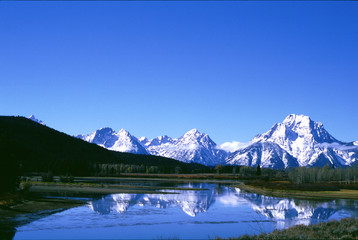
1 1 357 144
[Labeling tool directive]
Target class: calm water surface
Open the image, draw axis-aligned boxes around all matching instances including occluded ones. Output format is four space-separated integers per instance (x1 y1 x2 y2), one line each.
13 181 358 239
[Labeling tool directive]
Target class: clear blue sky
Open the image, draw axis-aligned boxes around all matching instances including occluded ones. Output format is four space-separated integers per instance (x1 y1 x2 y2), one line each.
1 1 357 144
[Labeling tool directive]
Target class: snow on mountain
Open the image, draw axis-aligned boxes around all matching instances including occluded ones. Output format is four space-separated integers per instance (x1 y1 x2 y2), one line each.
141 135 174 147
226 142 299 169
77 128 148 154
143 129 227 166
78 128 225 165
138 137 148 145
248 114 358 167
76 114 357 168
28 115 45 125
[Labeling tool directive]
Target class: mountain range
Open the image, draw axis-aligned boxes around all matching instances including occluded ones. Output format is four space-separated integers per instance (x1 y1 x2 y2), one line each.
76 127 227 166
30 114 358 169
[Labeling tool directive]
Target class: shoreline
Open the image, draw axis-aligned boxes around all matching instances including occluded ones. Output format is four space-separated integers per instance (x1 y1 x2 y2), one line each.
0 178 216 221
235 183 358 200
0 197 86 239
76 174 247 183
27 180 214 195
0 197 85 217
2 177 358 239
218 217 358 240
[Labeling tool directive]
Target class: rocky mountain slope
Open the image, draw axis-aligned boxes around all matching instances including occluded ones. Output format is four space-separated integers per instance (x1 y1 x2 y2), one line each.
139 129 227 166
226 114 358 168
78 128 226 166
76 128 148 155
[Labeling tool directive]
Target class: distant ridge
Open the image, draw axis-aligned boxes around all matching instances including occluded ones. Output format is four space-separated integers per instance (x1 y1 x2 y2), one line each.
28 115 45 125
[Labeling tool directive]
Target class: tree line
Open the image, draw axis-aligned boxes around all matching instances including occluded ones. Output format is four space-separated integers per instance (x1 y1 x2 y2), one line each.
288 164 358 184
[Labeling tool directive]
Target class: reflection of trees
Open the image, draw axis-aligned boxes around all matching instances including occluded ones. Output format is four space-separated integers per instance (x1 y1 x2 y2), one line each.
215 183 223 194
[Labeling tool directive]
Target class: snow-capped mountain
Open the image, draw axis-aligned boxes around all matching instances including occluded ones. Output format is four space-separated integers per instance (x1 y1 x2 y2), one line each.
226 142 299 169
76 114 357 168
78 128 225 165
227 114 358 168
76 128 148 154
139 129 227 166
28 115 45 125
143 135 174 147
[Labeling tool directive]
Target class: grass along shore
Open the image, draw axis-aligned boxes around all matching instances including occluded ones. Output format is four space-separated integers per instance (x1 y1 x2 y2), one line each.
235 181 358 199
27 181 207 195
217 217 358 240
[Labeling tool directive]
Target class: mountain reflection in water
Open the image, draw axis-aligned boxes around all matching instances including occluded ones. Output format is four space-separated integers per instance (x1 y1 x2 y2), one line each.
13 182 358 239
88 189 215 217
87 183 358 227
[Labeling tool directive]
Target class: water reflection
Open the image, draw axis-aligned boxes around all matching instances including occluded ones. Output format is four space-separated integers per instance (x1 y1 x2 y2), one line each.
87 183 358 226
13 182 358 239
88 188 215 217
237 191 358 228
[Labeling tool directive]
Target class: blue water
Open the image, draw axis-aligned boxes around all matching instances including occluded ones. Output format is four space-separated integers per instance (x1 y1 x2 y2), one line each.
13 182 358 239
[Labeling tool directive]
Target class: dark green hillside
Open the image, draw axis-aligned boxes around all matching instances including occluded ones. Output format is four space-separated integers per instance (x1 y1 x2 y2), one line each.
0 116 209 179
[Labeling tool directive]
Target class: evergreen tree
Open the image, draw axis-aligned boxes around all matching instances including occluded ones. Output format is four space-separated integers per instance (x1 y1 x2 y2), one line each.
256 164 261 176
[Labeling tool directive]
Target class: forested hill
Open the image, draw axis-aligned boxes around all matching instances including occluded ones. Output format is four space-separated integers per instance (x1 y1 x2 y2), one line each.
0 116 209 176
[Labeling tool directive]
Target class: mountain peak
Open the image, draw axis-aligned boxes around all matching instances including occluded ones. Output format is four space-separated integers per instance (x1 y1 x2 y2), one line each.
79 128 147 154
281 114 332 142
283 114 312 128
251 114 346 167
118 129 131 136
158 135 170 140
28 115 45 125
98 127 115 133
138 136 147 142
184 129 201 136
144 135 174 147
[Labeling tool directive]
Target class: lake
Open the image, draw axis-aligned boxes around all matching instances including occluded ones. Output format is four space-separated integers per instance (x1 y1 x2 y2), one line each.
12 181 358 239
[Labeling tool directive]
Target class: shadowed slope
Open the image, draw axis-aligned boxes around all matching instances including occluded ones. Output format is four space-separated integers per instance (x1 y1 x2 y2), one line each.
0 116 209 176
